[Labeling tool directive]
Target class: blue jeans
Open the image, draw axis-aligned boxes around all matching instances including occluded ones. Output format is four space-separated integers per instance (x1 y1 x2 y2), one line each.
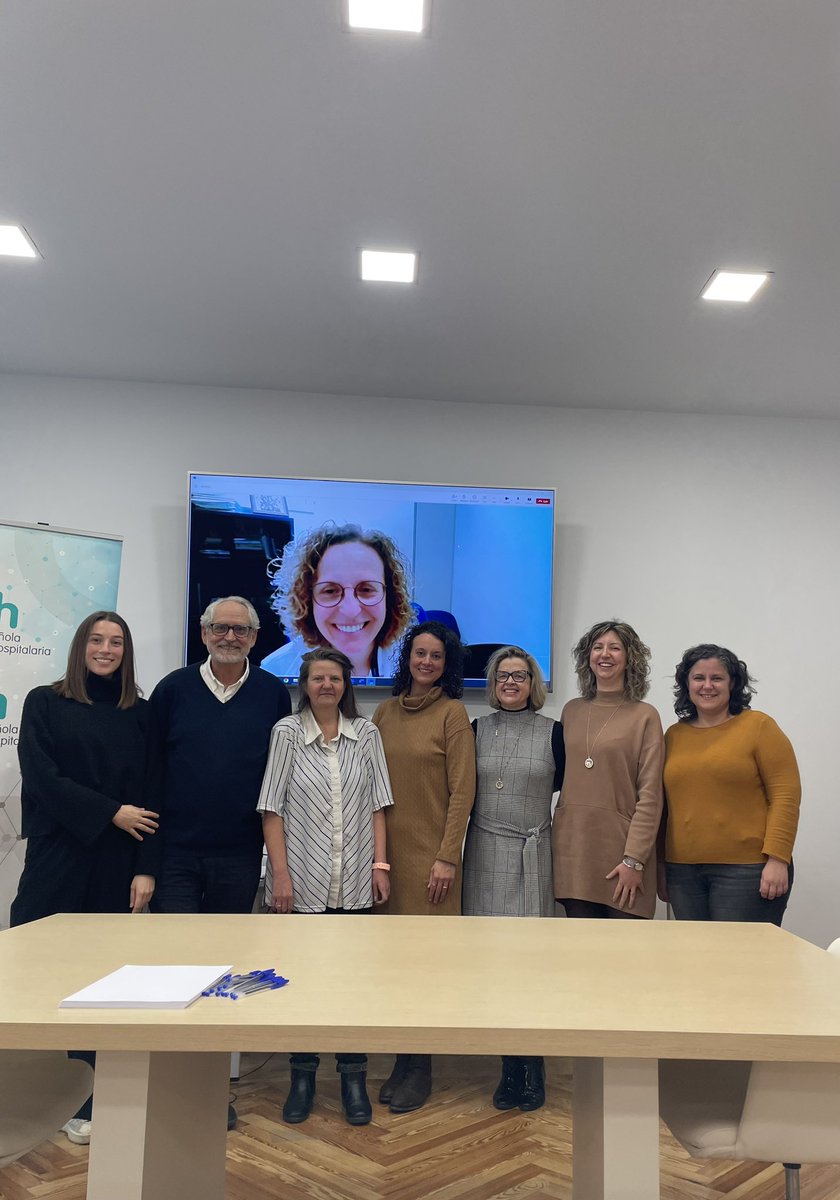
665 861 793 926
151 849 262 914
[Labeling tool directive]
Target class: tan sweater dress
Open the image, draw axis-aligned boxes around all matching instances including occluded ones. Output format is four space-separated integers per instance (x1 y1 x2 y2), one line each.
372 687 476 915
551 693 664 918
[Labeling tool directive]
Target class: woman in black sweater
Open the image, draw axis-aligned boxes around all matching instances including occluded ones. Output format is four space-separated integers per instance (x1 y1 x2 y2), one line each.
11 610 159 1142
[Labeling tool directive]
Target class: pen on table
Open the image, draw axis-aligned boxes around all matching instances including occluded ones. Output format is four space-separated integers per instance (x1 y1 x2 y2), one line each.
230 978 288 1000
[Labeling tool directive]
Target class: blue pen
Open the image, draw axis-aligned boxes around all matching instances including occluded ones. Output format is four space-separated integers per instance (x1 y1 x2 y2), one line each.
233 973 282 994
202 972 233 997
230 978 288 1000
204 970 267 998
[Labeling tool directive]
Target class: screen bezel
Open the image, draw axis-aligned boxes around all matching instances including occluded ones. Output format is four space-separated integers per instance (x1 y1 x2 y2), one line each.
185 471 556 690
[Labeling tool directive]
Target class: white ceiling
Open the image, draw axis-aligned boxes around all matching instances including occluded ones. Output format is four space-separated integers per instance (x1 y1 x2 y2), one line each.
2 1 839 417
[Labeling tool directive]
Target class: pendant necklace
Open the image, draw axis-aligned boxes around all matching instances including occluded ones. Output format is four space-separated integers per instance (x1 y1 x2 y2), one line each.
584 700 625 769
494 713 525 789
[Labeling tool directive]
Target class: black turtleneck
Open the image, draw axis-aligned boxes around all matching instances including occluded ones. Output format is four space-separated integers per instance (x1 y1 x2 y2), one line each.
16 674 153 853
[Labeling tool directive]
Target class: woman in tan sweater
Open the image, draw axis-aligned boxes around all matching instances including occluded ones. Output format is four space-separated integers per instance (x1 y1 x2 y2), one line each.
373 620 475 1113
551 620 664 919
660 643 800 925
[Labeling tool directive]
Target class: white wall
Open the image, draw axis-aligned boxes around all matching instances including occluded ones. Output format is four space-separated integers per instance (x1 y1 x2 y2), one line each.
2 373 836 945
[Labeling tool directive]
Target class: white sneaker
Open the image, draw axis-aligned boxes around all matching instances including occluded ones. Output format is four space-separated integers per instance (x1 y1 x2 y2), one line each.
62 1118 91 1145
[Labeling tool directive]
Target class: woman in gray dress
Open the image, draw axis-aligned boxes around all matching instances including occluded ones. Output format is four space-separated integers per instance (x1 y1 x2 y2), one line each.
463 646 564 1113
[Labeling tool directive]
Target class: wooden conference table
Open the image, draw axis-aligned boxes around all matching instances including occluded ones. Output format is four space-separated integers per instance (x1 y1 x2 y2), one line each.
2 914 840 1200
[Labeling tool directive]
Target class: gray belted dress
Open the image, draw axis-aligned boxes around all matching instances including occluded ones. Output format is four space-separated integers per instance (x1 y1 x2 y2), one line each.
462 709 563 917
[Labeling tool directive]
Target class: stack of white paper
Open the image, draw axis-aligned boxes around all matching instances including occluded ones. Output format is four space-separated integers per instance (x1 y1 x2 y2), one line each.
59 964 232 1010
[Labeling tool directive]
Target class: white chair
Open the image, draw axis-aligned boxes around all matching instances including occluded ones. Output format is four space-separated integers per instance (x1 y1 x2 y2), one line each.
659 937 840 1200
0 1050 93 1167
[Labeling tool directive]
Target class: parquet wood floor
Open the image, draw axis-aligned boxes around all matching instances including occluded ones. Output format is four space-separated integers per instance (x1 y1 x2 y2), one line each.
1 1055 838 1200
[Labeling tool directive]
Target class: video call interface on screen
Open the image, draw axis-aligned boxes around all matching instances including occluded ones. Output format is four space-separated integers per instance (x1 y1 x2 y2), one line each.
187 474 555 689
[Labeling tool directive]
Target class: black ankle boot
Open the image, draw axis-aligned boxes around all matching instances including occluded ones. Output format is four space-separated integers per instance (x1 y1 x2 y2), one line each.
379 1053 410 1104
492 1056 524 1110
389 1054 432 1113
341 1071 372 1125
283 1064 317 1123
519 1056 545 1111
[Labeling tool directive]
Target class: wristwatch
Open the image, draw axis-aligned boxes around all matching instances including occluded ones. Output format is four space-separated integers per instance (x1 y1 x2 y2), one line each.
622 856 644 871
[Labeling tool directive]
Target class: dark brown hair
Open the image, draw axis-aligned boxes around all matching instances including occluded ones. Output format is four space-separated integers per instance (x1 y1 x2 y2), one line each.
391 620 465 699
53 611 140 709
673 643 755 720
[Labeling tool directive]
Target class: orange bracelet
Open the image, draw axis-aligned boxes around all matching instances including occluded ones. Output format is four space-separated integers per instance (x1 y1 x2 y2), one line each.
372 862 390 871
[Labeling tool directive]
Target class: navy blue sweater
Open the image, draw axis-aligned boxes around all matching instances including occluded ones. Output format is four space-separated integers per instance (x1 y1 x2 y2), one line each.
150 664 291 855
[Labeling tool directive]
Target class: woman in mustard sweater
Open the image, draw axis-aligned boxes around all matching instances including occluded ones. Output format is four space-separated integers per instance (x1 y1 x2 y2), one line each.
660 643 801 925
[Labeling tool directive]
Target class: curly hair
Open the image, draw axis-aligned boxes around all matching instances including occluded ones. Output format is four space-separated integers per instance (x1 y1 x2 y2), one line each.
484 645 547 711
673 643 755 721
297 648 359 719
53 611 141 709
267 523 413 655
573 619 651 702
391 620 465 699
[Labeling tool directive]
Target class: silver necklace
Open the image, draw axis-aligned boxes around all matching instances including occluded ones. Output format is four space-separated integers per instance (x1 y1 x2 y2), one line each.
493 712 526 789
584 700 625 768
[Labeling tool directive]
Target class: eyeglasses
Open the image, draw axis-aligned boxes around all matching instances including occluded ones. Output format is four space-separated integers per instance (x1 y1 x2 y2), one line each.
313 581 386 608
495 670 531 683
207 623 253 638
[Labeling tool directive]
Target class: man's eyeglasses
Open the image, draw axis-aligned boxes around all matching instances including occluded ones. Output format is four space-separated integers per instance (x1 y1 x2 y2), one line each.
495 670 531 683
313 581 386 608
207 623 253 638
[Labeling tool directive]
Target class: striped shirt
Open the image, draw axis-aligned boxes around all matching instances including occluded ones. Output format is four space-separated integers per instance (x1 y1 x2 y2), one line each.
257 710 394 913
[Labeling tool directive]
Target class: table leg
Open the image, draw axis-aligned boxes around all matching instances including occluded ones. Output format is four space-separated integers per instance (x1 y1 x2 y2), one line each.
572 1057 660 1200
86 1050 230 1200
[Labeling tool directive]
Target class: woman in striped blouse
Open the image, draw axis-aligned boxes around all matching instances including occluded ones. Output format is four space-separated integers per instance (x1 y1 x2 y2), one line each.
257 647 394 1127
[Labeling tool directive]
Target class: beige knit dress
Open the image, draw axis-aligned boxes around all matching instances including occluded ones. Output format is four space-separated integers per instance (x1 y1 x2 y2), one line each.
372 687 476 915
550 694 664 918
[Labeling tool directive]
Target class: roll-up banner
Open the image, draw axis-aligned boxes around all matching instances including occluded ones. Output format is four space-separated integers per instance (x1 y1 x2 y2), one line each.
0 519 123 926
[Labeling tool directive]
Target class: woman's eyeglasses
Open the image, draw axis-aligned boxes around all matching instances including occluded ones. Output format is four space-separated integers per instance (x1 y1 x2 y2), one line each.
495 670 531 683
313 581 386 608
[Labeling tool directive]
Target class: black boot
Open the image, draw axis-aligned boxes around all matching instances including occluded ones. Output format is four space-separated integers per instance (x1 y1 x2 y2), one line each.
519 1056 545 1111
341 1071 372 1125
492 1056 524 1110
282 1057 318 1123
379 1053 410 1104
389 1054 432 1113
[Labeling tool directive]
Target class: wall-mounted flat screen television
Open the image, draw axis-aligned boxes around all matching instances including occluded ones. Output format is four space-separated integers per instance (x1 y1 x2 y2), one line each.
186 473 555 689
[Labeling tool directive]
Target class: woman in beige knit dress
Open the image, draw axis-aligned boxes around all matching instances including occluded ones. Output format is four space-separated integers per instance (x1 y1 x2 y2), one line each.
551 620 664 919
372 620 476 1113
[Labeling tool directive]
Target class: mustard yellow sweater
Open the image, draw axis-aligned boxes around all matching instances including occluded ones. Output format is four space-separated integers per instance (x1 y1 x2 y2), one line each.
663 710 801 864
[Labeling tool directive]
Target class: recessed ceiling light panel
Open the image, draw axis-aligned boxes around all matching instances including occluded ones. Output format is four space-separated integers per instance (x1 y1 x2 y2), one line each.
701 270 769 303
346 0 427 34
0 224 39 258
360 249 418 283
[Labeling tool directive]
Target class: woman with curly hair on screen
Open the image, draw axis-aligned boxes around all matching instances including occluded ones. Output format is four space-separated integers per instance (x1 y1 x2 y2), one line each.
261 523 413 679
551 620 664 919
372 620 476 1113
